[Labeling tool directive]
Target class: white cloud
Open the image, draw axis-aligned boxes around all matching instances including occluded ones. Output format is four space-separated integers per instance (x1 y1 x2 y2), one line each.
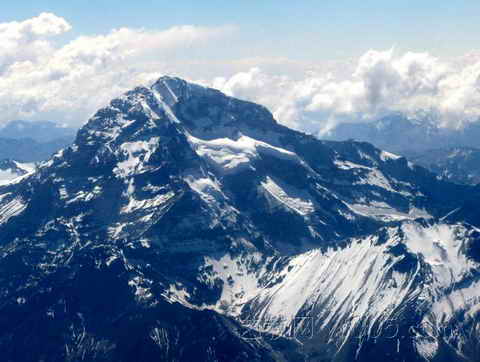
0 13 234 126
0 12 71 73
1 13 480 135
210 49 480 134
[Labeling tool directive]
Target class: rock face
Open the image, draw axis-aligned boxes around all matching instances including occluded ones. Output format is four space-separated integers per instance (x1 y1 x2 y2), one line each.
0 77 479 361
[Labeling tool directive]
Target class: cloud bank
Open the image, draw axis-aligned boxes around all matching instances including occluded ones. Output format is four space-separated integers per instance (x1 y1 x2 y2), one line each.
212 49 480 134
1 13 480 135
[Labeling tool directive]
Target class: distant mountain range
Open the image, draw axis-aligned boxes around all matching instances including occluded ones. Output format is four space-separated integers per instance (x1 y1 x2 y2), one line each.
0 77 479 361
325 114 480 185
324 114 480 153
405 147 480 185
0 137 73 162
0 120 76 162
0 120 76 143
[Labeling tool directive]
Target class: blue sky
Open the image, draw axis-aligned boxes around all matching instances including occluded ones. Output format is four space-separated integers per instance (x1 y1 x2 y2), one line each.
2 1 479 60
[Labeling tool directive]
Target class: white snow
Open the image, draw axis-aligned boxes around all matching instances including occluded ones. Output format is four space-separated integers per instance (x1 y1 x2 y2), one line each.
59 186 68 200
0 192 11 203
66 186 102 205
241 233 414 343
402 223 470 277
153 80 180 107
152 84 181 124
409 224 479 360
334 159 370 170
183 174 239 228
184 176 223 205
128 276 154 301
404 223 477 328
191 221 478 357
414 337 438 361
356 169 396 192
121 191 175 214
261 176 315 216
0 162 35 185
346 202 432 222
187 134 300 173
380 151 401 161
358 150 376 162
114 138 159 177
0 197 26 225
335 158 412 196
0 169 19 185
13 161 36 173
161 282 211 311
202 252 265 315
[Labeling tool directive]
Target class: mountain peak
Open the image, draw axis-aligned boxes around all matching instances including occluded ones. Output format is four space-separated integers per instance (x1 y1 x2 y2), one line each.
81 75 280 149
151 75 218 109
151 75 189 107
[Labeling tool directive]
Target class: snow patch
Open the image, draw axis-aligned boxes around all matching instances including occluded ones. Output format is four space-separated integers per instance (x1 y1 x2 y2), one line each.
380 151 401 161
121 191 175 214
261 176 315 216
0 197 26 225
0 169 19 185
114 138 159 177
346 202 432 222
187 134 299 173
202 253 265 316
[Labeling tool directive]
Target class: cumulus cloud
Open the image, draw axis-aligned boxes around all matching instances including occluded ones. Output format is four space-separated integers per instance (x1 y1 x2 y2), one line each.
0 12 71 73
210 49 480 134
0 13 234 126
2 13 480 135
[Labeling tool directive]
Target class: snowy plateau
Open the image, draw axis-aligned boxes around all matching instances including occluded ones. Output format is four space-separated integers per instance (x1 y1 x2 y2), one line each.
0 76 479 362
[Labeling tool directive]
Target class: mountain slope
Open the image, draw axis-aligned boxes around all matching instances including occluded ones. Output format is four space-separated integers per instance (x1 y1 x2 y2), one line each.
0 77 479 361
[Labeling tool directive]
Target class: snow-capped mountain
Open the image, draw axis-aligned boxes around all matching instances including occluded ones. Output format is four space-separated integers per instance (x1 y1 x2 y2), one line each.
0 76 479 361
0 159 35 185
